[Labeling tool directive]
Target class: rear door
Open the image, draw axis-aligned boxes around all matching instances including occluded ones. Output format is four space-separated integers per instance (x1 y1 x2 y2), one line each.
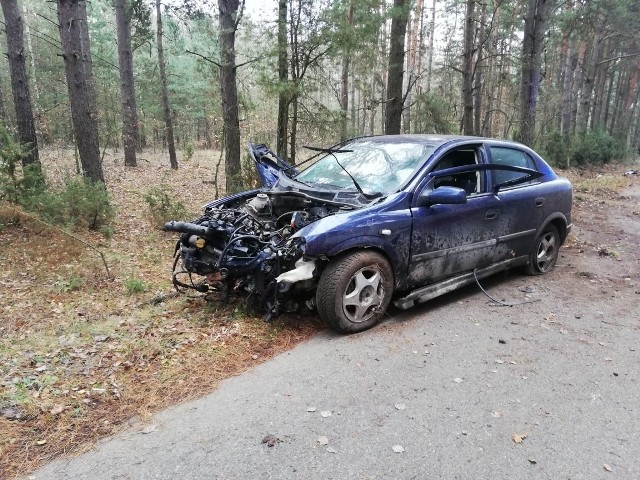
487 145 546 257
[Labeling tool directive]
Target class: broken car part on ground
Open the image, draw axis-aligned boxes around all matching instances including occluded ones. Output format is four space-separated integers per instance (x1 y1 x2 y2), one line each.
164 135 573 333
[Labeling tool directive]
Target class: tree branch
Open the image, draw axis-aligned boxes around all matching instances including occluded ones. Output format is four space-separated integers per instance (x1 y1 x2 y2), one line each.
185 49 222 68
598 54 640 65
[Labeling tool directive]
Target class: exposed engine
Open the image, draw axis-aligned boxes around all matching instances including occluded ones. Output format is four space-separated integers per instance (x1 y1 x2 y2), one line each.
164 191 341 320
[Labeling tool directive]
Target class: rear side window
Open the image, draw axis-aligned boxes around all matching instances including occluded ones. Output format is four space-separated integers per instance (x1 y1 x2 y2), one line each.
490 147 537 187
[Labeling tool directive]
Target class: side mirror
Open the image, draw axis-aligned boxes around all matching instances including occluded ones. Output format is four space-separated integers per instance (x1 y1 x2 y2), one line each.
416 186 467 207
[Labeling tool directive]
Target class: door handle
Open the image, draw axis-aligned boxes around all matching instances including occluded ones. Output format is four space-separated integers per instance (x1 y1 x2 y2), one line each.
535 197 544 207
485 209 498 220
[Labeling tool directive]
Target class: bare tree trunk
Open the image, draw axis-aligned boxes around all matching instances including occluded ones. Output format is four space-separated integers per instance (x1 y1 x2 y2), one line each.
591 38 610 129
156 0 178 170
482 3 500 136
516 0 554 147
570 41 587 136
276 0 288 158
289 94 298 165
350 67 356 135
473 1 487 135
115 0 139 167
560 40 576 140
1 0 40 169
57 0 103 183
461 0 475 135
384 0 410 135
218 0 242 190
369 70 376 135
340 0 354 140
0 75 7 123
426 0 436 93
577 31 603 132
403 0 423 134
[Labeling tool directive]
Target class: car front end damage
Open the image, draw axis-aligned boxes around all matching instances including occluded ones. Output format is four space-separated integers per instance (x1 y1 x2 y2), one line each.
163 190 350 320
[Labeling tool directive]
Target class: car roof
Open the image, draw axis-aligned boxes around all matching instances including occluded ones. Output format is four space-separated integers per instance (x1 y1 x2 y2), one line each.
350 134 526 149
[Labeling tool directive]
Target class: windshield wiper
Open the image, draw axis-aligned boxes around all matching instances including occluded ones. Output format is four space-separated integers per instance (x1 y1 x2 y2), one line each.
302 145 373 196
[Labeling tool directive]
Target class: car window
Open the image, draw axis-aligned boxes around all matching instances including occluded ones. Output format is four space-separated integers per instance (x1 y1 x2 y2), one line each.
431 148 483 195
490 147 537 187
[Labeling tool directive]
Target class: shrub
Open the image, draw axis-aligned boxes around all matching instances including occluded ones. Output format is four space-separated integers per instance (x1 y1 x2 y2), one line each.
1 126 115 233
537 129 570 168
144 185 189 227
30 177 115 231
571 129 625 165
0 125 44 204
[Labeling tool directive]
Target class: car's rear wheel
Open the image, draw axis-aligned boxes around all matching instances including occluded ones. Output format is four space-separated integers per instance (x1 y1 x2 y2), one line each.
526 224 560 275
316 251 394 334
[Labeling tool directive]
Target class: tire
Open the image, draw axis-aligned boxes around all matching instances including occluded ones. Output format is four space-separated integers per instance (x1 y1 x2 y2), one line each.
316 251 394 334
526 224 560 275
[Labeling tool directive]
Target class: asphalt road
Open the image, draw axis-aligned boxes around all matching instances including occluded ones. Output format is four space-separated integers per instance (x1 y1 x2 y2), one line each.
29 260 639 480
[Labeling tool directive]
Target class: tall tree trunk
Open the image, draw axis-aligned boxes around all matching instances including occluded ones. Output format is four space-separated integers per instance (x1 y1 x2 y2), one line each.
461 0 475 135
0 74 7 123
1 0 40 169
570 41 587 136
577 32 602 132
156 0 178 170
384 0 410 135
290 93 298 164
425 0 436 93
560 40 576 140
473 1 486 135
218 0 242 191
481 3 500 136
350 67 356 134
340 0 354 141
276 0 288 158
516 0 554 147
57 0 103 183
115 0 139 167
591 39 610 130
403 0 423 134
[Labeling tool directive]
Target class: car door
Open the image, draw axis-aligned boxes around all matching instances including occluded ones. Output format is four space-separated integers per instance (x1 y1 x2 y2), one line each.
407 145 511 288
487 145 546 258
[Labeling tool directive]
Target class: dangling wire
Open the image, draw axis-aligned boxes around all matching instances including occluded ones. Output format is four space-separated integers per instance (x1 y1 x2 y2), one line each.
473 269 541 307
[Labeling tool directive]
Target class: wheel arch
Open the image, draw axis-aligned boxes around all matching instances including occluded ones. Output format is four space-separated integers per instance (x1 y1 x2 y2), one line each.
537 213 569 244
322 237 400 285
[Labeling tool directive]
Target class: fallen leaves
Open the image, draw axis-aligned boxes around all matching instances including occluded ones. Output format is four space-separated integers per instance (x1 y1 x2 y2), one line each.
512 433 528 444
261 434 281 447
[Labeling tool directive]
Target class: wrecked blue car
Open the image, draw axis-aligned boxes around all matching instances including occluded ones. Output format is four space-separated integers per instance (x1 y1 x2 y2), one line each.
164 135 572 333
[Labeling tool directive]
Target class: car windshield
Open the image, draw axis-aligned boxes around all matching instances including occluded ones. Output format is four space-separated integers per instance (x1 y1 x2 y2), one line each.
294 140 435 195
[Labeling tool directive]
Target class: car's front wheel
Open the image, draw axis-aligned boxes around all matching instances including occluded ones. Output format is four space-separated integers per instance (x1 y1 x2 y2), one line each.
526 224 560 275
316 251 394 333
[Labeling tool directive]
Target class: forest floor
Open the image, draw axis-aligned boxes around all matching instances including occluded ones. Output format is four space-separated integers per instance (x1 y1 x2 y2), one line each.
0 149 638 480
0 149 321 479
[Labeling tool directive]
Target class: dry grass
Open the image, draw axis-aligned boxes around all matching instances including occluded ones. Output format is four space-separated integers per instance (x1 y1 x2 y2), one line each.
0 149 321 480
564 163 636 196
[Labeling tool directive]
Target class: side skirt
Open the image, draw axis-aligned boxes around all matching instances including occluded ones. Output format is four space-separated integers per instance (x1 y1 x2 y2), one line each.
393 256 529 310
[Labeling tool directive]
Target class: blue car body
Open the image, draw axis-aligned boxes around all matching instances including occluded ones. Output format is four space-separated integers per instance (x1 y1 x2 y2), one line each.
165 135 572 332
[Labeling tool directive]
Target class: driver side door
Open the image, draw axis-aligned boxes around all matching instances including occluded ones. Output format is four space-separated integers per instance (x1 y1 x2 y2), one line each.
407 145 510 288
